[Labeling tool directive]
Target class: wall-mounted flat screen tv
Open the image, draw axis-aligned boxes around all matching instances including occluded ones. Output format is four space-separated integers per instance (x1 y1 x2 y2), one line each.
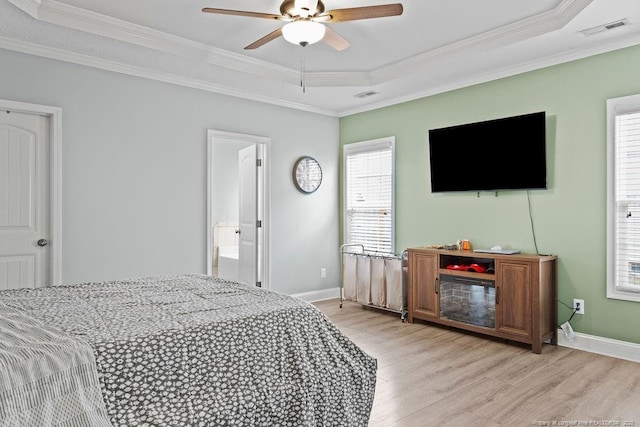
428 111 547 193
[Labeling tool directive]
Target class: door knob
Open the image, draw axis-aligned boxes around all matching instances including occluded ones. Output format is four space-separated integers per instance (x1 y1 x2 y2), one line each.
37 239 48 247
235 229 241 234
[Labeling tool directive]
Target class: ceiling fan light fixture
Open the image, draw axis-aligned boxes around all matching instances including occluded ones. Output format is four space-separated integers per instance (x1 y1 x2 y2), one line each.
282 20 326 47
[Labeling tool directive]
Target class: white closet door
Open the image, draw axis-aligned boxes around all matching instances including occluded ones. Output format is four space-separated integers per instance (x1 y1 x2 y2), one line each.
0 111 50 289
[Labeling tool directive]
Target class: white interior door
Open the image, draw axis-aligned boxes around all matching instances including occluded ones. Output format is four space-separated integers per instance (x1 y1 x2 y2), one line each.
0 110 50 289
238 144 259 286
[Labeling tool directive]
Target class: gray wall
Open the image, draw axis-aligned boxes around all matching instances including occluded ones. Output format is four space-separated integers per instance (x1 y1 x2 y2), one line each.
0 48 339 295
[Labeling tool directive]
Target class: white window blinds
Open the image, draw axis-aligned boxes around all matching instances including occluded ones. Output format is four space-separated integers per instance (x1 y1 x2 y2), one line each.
607 94 640 301
344 137 395 254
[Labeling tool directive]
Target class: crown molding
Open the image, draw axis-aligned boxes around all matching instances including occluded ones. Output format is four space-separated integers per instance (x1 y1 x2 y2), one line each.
8 0 299 83
3 8 637 118
5 0 634 117
308 0 593 87
8 0 594 89
337 31 640 117
0 36 338 116
368 0 594 86
7 0 40 17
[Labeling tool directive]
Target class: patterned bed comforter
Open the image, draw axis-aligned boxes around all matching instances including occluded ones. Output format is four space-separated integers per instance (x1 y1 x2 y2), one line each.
0 274 377 426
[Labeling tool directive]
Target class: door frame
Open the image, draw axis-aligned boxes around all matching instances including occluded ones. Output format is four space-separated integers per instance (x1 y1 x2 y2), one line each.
0 98 62 285
206 129 270 290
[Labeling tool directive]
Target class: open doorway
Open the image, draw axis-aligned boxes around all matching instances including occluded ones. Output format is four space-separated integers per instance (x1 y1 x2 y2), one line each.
206 130 270 289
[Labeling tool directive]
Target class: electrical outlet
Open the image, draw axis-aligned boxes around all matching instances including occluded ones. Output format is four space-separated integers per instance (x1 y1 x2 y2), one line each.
320 268 326 279
573 298 585 315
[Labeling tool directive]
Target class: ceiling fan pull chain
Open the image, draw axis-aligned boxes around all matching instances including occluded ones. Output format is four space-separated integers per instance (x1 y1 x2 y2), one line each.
300 54 306 94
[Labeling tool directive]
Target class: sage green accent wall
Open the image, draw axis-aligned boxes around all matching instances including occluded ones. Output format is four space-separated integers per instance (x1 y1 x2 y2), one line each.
340 44 640 344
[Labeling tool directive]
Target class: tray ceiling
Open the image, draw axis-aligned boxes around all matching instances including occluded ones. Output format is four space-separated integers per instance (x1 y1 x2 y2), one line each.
1 0 640 116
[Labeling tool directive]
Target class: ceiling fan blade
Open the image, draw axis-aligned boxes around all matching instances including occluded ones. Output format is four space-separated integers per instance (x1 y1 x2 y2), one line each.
244 28 283 50
323 3 403 23
323 26 350 51
202 8 282 20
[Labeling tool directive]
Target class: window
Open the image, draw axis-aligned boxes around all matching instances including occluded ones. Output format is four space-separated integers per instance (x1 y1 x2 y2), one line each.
343 137 395 254
607 94 640 302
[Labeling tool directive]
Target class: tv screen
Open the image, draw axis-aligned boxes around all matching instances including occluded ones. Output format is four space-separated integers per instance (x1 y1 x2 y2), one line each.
428 111 547 193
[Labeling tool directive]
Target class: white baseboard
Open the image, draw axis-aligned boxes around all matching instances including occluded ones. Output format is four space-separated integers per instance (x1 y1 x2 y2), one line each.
557 328 640 363
291 287 340 303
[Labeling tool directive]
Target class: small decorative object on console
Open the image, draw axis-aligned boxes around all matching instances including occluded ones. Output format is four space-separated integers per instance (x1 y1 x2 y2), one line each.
445 263 487 273
426 243 460 250
426 244 445 249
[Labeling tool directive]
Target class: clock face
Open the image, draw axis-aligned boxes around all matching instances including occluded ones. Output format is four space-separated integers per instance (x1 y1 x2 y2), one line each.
293 156 322 194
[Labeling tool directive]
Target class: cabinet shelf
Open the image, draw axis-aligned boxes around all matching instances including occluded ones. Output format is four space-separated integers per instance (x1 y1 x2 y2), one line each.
408 247 557 354
437 269 494 279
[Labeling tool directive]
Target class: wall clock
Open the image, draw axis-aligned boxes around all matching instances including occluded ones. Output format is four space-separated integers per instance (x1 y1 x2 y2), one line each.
293 156 322 194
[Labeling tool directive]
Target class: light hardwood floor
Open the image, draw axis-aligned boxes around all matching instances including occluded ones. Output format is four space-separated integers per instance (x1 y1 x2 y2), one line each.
313 299 640 427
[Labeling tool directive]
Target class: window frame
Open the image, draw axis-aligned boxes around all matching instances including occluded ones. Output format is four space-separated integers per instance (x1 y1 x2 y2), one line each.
607 93 640 302
343 136 396 255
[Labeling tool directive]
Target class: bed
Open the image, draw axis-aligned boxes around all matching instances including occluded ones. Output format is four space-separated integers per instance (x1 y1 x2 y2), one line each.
0 274 377 426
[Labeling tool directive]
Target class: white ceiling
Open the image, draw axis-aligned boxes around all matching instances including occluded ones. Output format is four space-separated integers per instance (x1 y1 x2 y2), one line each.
1 0 640 116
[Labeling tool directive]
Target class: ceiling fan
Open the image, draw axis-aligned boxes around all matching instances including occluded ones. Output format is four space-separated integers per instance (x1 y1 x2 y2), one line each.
202 0 403 51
